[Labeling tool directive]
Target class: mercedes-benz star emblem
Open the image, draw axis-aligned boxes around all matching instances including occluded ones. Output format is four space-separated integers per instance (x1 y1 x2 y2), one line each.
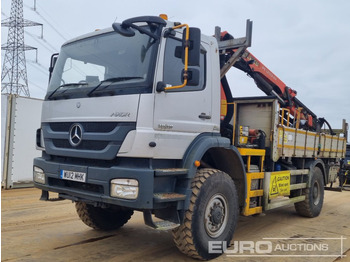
69 124 83 147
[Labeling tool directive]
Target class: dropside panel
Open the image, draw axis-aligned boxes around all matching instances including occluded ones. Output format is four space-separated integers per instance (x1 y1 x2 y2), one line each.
276 127 346 159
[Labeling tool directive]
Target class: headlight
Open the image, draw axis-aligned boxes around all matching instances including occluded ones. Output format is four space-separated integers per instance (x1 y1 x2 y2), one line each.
110 179 139 199
33 166 45 184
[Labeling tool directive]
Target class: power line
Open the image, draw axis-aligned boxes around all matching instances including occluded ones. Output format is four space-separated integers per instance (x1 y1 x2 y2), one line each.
28 79 46 92
24 30 58 53
40 37 59 52
28 59 48 72
36 2 72 39
27 6 68 42
24 2 73 44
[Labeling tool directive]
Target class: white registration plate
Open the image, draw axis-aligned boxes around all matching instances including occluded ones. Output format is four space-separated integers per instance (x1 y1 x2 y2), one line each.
60 170 86 183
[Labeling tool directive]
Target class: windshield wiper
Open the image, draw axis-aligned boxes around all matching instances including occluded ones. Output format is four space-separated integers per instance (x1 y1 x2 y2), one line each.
87 77 142 96
48 83 88 100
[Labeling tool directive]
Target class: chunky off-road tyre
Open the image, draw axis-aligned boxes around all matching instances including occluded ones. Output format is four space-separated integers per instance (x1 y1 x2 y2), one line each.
294 167 324 217
75 202 133 230
172 168 239 260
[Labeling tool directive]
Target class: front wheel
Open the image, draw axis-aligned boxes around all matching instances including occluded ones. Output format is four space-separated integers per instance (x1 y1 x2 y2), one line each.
75 202 133 230
294 167 324 218
172 168 239 260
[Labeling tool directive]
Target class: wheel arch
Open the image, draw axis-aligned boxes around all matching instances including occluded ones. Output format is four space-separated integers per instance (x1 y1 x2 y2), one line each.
183 134 247 209
304 159 326 185
201 147 246 209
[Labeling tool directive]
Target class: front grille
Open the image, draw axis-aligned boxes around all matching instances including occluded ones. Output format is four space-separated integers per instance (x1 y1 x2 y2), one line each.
48 177 104 194
52 139 110 150
50 122 118 133
43 121 136 160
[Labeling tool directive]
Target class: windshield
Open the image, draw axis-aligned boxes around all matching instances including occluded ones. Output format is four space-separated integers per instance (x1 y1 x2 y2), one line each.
47 27 158 100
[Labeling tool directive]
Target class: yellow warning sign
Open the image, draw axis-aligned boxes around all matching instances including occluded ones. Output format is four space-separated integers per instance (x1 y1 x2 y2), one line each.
269 171 290 199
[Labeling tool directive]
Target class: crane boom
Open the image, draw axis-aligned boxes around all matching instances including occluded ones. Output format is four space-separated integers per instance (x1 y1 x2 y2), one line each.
219 30 331 133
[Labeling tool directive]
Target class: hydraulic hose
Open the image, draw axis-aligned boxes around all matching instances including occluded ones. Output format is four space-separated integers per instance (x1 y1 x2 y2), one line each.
221 75 234 126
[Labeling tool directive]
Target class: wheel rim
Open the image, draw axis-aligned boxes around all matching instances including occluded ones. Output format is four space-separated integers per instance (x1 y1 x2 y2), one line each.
313 180 321 205
204 193 228 238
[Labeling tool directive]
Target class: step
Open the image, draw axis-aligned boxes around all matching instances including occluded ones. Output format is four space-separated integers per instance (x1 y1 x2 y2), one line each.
153 220 180 230
243 206 263 216
248 189 264 197
153 192 186 203
266 195 306 210
154 168 188 177
40 190 66 202
290 183 307 190
143 210 180 230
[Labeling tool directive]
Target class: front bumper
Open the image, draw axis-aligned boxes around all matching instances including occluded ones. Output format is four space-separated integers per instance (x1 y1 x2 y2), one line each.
33 157 154 209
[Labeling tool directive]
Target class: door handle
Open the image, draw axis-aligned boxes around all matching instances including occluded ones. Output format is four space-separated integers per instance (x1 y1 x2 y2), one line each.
198 113 211 120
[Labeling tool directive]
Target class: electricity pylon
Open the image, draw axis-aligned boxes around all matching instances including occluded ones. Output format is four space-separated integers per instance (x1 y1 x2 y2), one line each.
1 0 42 97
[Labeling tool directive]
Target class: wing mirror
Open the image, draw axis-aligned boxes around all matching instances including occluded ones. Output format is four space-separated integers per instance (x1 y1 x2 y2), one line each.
49 53 59 82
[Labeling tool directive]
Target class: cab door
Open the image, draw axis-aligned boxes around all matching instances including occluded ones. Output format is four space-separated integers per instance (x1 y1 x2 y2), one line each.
154 36 214 136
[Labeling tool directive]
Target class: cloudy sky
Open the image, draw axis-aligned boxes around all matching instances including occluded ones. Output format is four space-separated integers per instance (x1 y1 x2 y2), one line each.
1 0 349 132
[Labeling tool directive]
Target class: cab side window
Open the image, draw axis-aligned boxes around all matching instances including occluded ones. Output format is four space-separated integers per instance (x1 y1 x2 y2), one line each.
163 37 206 91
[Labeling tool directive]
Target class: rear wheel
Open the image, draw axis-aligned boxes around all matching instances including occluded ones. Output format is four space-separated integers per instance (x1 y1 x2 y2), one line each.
75 202 133 230
172 168 239 260
294 167 324 217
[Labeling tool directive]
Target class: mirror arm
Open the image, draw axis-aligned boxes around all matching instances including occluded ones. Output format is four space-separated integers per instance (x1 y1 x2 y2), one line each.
165 24 189 91
163 28 176 38
127 23 160 40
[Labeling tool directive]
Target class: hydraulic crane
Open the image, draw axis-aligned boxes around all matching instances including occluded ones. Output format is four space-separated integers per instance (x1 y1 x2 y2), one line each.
218 29 334 135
